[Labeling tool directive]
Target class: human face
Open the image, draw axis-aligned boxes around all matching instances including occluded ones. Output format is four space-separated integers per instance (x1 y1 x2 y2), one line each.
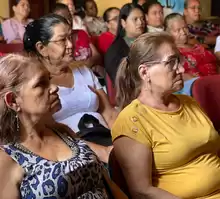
85 0 98 17
168 18 189 45
46 23 73 67
106 9 120 35
55 9 73 27
58 0 75 16
13 0 30 19
138 0 146 6
146 4 164 28
122 8 146 39
17 63 61 119
184 0 201 24
146 43 185 94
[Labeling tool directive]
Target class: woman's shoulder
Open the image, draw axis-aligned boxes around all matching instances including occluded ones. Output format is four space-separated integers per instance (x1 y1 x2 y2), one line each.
73 66 95 81
114 100 144 123
105 37 129 58
75 29 89 38
2 18 12 26
0 148 23 177
175 94 199 107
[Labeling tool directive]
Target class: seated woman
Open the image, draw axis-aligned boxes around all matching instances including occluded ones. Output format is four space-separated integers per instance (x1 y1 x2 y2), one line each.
112 32 220 199
165 13 218 80
143 1 164 33
97 7 120 55
83 0 107 36
0 53 127 199
2 0 32 43
105 3 146 83
52 3 103 77
23 14 117 163
57 0 87 31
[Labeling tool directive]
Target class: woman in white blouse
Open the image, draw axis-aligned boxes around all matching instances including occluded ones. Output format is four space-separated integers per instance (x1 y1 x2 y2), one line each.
23 14 117 163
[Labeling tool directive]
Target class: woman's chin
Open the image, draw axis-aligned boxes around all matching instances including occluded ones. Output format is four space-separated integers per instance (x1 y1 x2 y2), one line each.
174 81 184 92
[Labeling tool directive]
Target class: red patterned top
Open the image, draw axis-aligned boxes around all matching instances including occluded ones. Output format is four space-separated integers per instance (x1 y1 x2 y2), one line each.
73 30 91 61
179 44 218 77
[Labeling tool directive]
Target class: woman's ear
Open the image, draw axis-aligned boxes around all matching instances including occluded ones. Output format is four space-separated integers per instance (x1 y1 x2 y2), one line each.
138 64 149 81
121 19 126 29
12 5 17 14
35 41 48 58
145 14 148 22
4 92 20 112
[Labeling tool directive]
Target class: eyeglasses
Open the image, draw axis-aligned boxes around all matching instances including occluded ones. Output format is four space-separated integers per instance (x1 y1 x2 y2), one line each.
107 16 118 22
188 6 202 11
49 35 72 46
173 27 189 34
142 56 184 71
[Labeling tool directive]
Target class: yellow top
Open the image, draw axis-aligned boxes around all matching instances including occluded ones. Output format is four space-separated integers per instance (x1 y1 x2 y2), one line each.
112 95 220 199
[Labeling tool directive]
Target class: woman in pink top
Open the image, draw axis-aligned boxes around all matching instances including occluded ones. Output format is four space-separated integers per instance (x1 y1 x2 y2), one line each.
2 0 32 43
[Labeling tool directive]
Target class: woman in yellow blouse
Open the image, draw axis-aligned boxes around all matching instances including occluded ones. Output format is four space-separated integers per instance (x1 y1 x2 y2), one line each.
112 32 220 199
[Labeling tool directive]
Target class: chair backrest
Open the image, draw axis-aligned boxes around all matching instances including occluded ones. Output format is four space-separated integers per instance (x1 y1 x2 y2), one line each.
108 150 130 197
192 75 220 131
0 43 24 54
105 73 116 106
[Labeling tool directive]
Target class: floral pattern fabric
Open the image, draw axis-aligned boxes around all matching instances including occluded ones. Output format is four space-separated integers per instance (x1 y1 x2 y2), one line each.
179 44 218 76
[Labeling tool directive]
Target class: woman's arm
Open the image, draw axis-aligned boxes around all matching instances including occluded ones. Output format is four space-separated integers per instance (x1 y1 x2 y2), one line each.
0 150 22 199
89 86 118 128
103 169 128 199
114 136 180 199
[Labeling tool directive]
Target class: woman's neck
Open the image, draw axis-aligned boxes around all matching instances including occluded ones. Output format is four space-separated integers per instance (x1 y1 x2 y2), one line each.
148 24 163 29
41 59 69 76
138 90 179 111
19 114 49 144
13 15 27 24
124 35 136 47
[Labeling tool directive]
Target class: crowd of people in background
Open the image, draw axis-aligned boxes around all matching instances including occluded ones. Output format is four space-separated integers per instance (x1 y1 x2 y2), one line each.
0 0 220 198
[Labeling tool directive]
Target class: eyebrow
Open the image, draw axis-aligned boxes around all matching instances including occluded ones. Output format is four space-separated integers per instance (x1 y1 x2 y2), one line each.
32 73 48 87
54 33 67 39
166 54 179 60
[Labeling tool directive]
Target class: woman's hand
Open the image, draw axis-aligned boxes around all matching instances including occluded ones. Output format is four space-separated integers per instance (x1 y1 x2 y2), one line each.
88 86 118 128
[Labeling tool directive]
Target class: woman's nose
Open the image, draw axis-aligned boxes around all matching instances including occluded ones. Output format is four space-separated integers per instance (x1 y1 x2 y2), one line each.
50 84 59 94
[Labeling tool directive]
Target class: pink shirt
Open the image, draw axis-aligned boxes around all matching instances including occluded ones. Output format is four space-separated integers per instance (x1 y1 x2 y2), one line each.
2 18 33 43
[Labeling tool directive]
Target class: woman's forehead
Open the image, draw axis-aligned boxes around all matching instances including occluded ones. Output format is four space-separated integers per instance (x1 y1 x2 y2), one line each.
157 42 179 59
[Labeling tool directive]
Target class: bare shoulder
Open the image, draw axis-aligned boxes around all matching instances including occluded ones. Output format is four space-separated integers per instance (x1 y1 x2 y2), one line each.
0 150 23 199
0 149 23 178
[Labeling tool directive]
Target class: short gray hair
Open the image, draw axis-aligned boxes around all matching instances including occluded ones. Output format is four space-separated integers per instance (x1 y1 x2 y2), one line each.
164 13 184 31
